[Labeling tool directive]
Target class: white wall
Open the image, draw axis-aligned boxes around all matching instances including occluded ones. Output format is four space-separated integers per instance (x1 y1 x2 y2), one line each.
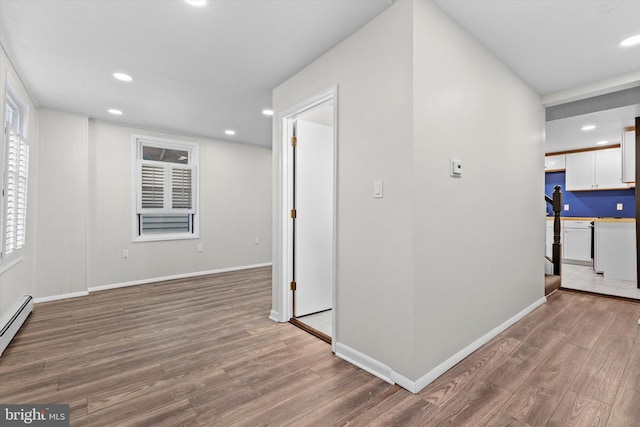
273 0 545 389
87 121 271 288
2 107 270 315
411 1 545 377
0 42 38 327
35 110 88 298
273 0 416 376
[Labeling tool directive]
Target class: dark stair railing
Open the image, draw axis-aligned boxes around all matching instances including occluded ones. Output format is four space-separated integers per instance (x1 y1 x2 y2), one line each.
545 185 562 276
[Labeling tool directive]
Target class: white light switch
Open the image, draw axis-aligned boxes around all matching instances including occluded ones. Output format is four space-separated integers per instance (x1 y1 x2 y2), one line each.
617 203 623 211
564 204 570 211
373 180 383 199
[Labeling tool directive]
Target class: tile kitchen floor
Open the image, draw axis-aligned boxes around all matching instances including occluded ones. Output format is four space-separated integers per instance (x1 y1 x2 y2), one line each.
561 262 640 300
297 309 332 337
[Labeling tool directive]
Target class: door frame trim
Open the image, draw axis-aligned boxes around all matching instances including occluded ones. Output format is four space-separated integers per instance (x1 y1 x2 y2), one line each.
275 85 338 351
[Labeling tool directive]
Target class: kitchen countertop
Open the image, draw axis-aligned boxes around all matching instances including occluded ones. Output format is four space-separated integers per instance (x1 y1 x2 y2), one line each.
546 216 635 223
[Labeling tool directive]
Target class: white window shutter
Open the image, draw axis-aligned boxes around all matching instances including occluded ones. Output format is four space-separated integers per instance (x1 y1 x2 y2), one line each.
137 161 196 214
3 123 29 265
138 160 166 212
171 165 195 212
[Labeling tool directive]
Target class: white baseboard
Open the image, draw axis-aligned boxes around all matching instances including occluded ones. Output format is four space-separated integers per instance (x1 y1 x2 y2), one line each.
411 295 547 394
335 296 547 394
269 310 280 322
334 341 395 385
33 291 89 304
88 262 272 293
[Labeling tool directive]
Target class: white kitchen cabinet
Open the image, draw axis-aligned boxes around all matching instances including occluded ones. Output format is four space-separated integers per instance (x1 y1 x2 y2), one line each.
545 219 561 258
545 154 565 172
565 151 594 191
565 148 628 191
594 221 636 281
622 130 635 184
563 220 592 262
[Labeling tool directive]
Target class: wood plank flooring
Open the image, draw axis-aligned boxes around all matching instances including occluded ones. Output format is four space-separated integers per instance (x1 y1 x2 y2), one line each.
1 267 640 426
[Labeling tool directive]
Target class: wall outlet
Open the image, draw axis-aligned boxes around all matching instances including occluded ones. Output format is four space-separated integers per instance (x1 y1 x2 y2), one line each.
197 243 204 253
450 159 463 176
122 249 129 259
255 237 260 245
617 203 623 211
564 204 570 211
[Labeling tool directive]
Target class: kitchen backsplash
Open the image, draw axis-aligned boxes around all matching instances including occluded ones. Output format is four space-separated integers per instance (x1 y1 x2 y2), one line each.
545 171 635 218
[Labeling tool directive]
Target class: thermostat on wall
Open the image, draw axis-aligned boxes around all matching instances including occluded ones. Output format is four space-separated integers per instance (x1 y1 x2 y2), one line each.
450 159 463 177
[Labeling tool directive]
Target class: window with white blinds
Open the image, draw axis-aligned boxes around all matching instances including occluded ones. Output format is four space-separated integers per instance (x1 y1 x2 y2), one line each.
133 136 199 241
2 83 29 271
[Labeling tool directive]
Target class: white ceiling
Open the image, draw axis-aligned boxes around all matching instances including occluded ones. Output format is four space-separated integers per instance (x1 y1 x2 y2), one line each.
433 0 640 153
0 0 638 151
0 0 392 147
546 104 640 153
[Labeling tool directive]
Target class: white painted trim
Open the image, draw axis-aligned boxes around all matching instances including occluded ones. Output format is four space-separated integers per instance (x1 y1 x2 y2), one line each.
334 341 395 385
391 371 417 394
411 296 547 394
269 310 280 322
542 70 640 106
334 296 547 394
88 262 272 293
28 263 272 304
33 292 89 304
275 85 338 334
130 134 201 242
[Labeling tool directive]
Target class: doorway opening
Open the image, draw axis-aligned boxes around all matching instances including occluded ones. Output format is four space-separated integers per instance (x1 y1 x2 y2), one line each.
281 89 336 345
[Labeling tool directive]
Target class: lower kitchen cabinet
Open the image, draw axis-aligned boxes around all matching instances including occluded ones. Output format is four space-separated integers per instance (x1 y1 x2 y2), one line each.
594 221 636 281
546 219 592 263
563 222 592 262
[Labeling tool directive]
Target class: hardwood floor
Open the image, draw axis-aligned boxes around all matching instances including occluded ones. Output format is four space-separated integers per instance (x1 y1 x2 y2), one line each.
1 267 640 426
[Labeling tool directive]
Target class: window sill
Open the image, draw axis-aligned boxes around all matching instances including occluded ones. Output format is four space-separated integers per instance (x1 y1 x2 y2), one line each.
133 233 199 243
0 255 24 274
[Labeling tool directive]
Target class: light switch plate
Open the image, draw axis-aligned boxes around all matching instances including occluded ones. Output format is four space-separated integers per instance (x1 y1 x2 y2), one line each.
373 179 383 199
564 204 570 211
617 203 623 211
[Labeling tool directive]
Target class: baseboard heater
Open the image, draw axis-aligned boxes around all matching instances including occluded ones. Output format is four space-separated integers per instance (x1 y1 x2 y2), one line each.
0 295 33 357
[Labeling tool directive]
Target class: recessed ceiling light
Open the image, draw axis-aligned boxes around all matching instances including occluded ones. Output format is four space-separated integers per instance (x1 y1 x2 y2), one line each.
262 109 274 116
620 34 640 47
225 130 236 136
596 140 609 145
185 0 207 6
113 72 133 82
108 109 123 115
581 125 596 131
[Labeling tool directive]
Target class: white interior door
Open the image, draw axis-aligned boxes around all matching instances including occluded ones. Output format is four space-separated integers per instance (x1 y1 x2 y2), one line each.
294 118 334 317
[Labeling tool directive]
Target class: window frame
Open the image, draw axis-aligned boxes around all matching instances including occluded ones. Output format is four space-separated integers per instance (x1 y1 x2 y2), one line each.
1 78 30 272
131 135 199 242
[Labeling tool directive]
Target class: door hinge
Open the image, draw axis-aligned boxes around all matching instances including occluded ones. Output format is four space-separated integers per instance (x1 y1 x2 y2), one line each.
290 209 297 219
290 281 297 291
291 136 297 147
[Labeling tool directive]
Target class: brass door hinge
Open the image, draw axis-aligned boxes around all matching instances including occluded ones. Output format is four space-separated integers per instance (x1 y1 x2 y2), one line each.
290 209 297 219
290 281 297 291
291 136 297 147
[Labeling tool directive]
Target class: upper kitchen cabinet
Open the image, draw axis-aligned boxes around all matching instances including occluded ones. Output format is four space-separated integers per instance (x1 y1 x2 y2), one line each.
565 147 629 191
544 154 565 172
622 130 635 184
